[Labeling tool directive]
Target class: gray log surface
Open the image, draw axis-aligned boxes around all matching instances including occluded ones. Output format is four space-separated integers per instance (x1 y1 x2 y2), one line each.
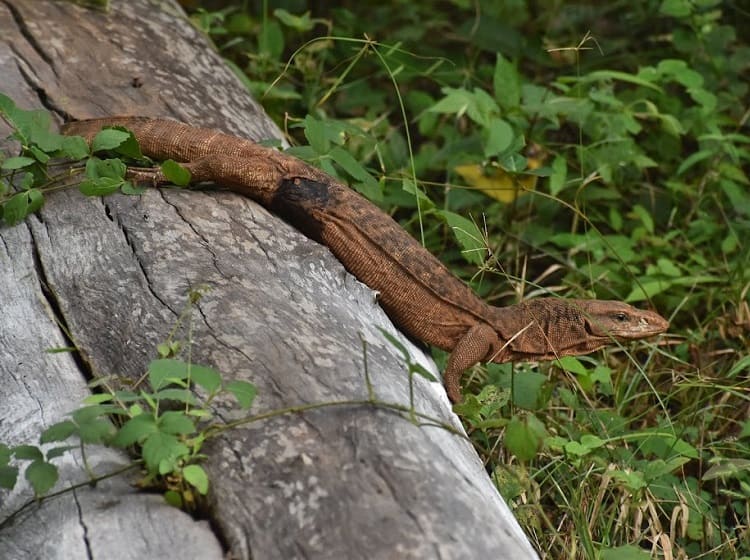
0 1 539 559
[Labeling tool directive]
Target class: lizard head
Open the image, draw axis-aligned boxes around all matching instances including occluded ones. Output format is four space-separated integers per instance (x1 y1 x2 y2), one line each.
572 300 669 340
491 298 669 361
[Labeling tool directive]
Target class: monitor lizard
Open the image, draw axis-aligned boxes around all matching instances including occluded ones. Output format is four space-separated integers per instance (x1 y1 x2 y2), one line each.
61 117 669 403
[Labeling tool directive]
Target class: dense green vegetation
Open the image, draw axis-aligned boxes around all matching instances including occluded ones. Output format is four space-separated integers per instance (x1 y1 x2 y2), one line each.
183 1 750 558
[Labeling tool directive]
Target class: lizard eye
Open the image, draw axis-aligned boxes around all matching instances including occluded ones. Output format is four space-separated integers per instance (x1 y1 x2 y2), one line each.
614 312 628 322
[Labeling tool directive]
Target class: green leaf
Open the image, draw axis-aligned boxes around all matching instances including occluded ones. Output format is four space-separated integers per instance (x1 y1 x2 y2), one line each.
0 443 10 465
600 544 652 560
1 156 35 170
82 393 114 405
148 358 190 390
303 115 331 155
553 356 588 375
225 380 257 409
504 415 546 462
0 465 19 490
258 19 284 59
151 388 199 405
78 176 123 196
2 190 43 226
77 418 116 444
85 156 126 180
329 146 379 191
61 135 91 160
71 404 112 424
40 420 78 444
161 159 191 186
484 118 514 158
142 432 189 474
564 434 605 457
493 54 521 110
91 129 130 153
159 411 196 435
436 210 485 266
25 460 58 496
549 155 567 196
164 489 183 508
113 414 158 447
273 8 317 32
46 445 77 460
429 87 498 128
120 181 147 195
190 364 222 394
13 445 43 461
183 464 209 495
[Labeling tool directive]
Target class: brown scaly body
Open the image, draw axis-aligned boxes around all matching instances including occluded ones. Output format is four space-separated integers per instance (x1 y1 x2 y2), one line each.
61 117 669 403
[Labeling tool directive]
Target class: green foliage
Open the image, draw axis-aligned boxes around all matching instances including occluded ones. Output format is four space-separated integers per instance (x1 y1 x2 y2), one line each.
187 1 750 557
0 98 186 223
0 287 258 514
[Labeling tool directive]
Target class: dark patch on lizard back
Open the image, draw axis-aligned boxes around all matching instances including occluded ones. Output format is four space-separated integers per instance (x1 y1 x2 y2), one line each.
269 177 330 242
324 182 491 320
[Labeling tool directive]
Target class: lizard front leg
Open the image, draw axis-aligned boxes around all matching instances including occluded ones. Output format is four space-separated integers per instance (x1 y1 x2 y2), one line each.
444 323 498 403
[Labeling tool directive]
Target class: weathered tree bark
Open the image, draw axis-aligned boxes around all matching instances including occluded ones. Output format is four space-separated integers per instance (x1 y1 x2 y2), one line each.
0 1 539 559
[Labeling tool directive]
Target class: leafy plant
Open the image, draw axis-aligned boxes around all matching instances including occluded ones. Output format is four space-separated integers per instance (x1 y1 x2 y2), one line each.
183 1 750 557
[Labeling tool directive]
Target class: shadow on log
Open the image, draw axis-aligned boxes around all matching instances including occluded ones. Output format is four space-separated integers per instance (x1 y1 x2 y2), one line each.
0 1 539 558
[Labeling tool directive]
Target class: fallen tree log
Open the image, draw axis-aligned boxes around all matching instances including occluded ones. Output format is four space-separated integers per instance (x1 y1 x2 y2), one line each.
0 1 539 558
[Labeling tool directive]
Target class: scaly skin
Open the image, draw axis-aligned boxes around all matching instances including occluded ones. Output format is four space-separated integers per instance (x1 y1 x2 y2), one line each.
61 117 669 402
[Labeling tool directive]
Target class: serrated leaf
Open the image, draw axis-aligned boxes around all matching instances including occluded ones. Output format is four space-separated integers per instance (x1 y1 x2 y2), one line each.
25 460 58 496
1 156 35 170
71 404 111 424
225 380 257 409
91 129 130 153
13 445 43 461
61 135 91 160
161 159 191 186
152 388 199 405
40 420 78 444
189 364 222 394
113 414 158 447
183 464 209 494
159 411 196 435
148 358 190 390
142 432 189 474
77 418 116 444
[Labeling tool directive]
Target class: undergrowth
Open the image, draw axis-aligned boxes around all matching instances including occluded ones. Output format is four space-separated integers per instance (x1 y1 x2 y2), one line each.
182 1 749 558
1 0 749 557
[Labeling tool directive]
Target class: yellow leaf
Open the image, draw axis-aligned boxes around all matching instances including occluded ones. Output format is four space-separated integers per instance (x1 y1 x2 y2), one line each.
454 161 539 203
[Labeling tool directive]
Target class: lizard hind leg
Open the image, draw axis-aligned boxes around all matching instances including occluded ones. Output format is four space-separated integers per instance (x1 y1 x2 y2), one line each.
444 323 498 403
